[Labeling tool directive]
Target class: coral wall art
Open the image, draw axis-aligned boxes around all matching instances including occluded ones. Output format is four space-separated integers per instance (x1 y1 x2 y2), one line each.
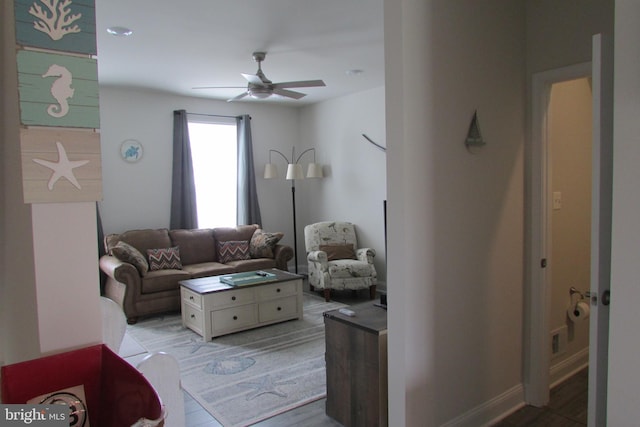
14 0 97 54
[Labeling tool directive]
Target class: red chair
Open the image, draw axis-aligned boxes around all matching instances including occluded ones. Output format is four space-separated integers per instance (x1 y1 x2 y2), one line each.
1 344 165 426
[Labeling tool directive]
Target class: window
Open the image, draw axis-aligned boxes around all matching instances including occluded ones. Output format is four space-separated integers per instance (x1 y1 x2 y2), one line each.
187 118 237 228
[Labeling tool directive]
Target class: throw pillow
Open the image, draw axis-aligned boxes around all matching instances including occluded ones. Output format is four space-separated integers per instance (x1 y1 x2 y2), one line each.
320 244 357 261
147 246 182 271
111 241 149 276
218 240 251 263
249 229 284 258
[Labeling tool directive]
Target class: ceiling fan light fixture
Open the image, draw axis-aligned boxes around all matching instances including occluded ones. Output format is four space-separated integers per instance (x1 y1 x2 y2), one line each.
248 87 272 99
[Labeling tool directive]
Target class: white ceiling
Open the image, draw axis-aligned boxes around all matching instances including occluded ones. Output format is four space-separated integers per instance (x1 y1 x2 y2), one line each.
95 0 385 106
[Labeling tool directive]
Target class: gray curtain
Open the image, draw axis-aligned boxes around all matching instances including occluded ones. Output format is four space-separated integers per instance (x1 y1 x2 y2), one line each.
236 115 262 225
170 110 198 229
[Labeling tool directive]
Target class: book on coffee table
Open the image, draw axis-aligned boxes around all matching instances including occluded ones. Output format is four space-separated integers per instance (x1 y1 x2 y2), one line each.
220 270 277 287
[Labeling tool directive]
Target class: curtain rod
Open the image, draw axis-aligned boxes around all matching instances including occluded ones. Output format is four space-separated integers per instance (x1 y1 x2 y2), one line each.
186 112 251 119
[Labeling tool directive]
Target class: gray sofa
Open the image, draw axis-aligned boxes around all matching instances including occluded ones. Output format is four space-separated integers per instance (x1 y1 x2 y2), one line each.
99 224 293 324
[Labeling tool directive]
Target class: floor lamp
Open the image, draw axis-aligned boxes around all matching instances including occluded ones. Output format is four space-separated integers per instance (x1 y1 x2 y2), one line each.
264 147 323 273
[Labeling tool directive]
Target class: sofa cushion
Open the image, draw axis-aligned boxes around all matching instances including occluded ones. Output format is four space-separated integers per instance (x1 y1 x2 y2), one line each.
320 243 357 261
147 246 183 271
213 224 259 243
182 262 236 278
250 229 284 258
217 240 250 263
169 229 216 264
105 229 172 257
111 241 149 276
141 269 191 294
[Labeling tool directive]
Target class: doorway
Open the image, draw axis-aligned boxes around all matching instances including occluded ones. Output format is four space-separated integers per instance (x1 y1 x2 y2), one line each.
547 77 593 384
524 61 592 408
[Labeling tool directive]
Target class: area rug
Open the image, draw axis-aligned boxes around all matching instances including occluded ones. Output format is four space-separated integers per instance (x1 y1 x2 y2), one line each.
126 293 346 427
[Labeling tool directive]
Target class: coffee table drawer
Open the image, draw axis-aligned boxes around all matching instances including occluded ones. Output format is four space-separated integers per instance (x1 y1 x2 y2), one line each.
182 288 203 309
183 304 203 334
259 295 298 323
257 281 298 300
212 304 257 334
211 287 255 309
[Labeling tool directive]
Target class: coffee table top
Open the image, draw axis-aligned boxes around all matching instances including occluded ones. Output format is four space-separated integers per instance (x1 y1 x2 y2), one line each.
179 268 302 295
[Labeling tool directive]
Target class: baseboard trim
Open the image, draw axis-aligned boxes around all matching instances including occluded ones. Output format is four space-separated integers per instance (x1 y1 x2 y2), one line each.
549 347 589 388
440 383 525 427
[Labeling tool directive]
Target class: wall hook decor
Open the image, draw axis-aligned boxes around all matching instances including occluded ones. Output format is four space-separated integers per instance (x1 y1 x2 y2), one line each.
362 134 386 152
465 110 486 150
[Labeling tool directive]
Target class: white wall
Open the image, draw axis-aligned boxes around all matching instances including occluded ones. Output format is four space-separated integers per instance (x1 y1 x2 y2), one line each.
298 86 387 285
608 0 640 423
385 1 526 425
98 87 301 256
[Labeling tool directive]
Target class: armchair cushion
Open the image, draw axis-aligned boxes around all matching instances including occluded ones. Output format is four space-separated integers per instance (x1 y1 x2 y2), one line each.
319 243 356 261
111 241 149 276
328 260 374 278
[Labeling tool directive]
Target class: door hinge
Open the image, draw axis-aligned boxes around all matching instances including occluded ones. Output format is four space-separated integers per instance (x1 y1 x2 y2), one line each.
541 258 547 268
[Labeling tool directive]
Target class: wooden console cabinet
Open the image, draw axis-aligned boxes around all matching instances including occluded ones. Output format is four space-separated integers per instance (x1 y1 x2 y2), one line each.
179 269 303 340
324 302 388 427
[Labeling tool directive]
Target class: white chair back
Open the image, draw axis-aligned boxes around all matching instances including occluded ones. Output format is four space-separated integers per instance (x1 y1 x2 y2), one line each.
100 296 127 353
137 352 185 427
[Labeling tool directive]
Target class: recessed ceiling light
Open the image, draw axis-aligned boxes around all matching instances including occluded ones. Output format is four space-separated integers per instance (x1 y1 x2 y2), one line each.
106 26 133 37
346 69 364 76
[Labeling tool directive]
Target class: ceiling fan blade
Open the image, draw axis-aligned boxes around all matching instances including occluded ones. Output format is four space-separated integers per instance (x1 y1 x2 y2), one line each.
192 86 247 89
273 88 306 99
227 92 249 102
242 73 267 86
272 80 326 89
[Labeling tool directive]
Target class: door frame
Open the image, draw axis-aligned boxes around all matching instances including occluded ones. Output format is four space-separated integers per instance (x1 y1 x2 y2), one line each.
524 61 592 407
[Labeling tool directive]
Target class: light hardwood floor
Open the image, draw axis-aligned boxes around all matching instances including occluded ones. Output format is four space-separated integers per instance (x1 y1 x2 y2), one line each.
186 368 588 426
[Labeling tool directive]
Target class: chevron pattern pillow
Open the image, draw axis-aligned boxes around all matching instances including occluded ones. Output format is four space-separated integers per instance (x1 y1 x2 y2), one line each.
218 240 250 263
147 246 182 271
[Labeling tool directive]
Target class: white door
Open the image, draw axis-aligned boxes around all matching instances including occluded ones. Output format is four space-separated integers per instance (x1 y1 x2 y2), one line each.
587 33 613 427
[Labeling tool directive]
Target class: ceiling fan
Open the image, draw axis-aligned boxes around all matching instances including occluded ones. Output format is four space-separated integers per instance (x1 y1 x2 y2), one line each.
193 52 326 102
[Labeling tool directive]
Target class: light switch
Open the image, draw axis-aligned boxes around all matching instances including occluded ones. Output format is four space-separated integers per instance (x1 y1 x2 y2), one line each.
553 191 562 210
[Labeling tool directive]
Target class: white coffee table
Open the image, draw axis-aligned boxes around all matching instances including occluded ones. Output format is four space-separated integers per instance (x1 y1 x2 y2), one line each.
179 269 303 340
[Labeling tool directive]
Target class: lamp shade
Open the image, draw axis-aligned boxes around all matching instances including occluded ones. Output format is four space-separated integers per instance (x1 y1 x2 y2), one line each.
286 163 304 180
306 163 323 178
264 163 278 179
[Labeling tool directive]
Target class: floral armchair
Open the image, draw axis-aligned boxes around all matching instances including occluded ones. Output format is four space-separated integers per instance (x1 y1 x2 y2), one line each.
304 221 377 302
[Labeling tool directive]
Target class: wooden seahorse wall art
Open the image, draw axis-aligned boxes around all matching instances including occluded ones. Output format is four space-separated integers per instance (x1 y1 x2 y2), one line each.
42 63 74 118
